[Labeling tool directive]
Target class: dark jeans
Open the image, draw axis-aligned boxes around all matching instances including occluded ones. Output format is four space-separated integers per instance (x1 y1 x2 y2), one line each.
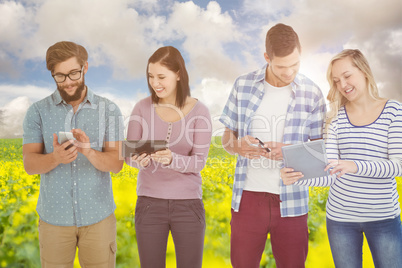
327 216 402 268
135 196 205 268
231 190 309 268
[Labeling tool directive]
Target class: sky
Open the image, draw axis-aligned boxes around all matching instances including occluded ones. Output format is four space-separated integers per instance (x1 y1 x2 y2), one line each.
0 0 401 138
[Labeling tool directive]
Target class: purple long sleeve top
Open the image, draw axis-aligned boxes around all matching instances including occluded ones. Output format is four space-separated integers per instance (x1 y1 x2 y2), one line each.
125 97 212 199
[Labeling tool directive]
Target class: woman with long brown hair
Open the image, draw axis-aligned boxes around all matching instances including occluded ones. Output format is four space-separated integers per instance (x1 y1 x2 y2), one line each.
125 46 212 268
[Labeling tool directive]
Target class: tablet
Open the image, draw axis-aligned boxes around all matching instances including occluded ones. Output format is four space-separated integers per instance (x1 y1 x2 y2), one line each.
281 140 329 180
122 140 167 157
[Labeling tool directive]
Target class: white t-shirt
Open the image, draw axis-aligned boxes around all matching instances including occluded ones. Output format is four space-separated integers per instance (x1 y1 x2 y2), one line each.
244 81 292 194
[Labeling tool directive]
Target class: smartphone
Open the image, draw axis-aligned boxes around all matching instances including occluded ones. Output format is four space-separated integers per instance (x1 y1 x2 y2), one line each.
59 131 75 150
122 140 167 157
255 137 271 153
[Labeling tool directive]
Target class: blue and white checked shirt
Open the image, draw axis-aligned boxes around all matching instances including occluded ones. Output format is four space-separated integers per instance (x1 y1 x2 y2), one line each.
23 88 124 227
219 65 326 216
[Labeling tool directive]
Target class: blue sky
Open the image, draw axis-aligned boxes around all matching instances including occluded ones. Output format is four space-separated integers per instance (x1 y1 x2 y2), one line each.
0 0 401 138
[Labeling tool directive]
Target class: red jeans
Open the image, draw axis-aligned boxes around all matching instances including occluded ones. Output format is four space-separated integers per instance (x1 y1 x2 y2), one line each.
231 191 308 268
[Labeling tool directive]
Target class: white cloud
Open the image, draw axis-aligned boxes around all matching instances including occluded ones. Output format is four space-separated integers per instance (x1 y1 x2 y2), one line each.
0 0 246 83
344 28 402 101
0 80 234 139
242 0 293 19
95 89 149 138
95 89 146 119
300 52 334 99
0 1 35 56
167 1 245 82
0 0 163 80
0 84 53 107
282 0 402 55
0 1 37 78
33 0 155 79
249 0 402 101
0 85 148 138
0 96 31 138
191 78 233 135
0 0 401 139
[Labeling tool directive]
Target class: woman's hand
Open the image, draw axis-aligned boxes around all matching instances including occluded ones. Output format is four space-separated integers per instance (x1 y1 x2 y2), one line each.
325 159 357 178
280 167 304 185
151 149 173 165
131 153 151 167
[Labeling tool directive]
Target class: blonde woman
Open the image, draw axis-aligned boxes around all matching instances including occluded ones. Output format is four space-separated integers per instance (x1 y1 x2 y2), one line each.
281 49 402 267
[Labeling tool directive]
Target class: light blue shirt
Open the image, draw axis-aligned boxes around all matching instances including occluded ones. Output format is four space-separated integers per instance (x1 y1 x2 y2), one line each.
219 64 326 216
23 88 124 227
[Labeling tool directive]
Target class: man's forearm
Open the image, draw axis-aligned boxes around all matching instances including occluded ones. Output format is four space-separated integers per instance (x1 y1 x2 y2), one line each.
23 153 59 175
83 149 123 174
222 129 238 155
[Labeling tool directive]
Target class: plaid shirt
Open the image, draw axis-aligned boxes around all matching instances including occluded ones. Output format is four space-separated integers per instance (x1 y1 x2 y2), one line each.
219 65 326 216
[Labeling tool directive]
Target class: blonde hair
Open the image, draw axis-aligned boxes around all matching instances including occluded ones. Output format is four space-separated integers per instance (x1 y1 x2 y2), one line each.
325 49 380 132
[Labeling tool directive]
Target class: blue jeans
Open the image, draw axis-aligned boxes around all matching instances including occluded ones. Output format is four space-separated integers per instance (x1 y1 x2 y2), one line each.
326 216 402 268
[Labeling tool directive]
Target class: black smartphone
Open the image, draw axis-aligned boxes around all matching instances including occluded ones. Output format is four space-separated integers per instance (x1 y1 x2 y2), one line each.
255 137 271 153
122 140 167 157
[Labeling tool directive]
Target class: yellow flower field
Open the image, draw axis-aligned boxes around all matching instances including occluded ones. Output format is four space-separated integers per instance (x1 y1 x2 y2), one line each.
1 138 401 267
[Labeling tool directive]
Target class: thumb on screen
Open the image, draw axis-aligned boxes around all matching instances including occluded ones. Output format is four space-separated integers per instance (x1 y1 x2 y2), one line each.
53 133 60 146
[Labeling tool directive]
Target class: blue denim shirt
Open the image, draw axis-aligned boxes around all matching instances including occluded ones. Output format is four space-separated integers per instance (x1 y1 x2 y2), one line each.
23 88 124 227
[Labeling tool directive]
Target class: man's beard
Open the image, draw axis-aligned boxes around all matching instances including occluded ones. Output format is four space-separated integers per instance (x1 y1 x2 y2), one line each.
57 77 86 102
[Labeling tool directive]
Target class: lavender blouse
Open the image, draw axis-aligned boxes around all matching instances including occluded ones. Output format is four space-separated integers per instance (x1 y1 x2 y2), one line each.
125 97 212 199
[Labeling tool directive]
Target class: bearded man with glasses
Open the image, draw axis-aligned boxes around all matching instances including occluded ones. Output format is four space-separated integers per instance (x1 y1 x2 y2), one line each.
52 65 85 102
22 41 124 268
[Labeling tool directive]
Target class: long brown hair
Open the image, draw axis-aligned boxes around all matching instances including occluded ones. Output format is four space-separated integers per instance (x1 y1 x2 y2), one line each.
147 46 190 108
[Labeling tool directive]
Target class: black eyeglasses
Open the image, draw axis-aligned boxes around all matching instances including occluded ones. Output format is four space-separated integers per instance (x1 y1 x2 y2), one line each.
52 66 84 83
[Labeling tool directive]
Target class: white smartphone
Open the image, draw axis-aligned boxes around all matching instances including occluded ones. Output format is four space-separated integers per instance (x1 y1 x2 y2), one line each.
59 131 75 150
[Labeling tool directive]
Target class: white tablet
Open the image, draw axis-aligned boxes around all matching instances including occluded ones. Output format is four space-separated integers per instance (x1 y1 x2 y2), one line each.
281 140 329 180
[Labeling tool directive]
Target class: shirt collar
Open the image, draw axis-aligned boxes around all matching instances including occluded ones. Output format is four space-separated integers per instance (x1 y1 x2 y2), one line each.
259 64 301 93
255 64 267 83
85 87 95 103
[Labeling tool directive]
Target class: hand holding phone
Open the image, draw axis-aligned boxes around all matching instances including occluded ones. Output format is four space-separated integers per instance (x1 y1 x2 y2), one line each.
59 131 75 150
255 137 271 153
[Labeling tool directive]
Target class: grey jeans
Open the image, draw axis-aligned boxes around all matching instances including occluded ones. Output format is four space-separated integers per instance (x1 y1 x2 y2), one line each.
134 196 206 268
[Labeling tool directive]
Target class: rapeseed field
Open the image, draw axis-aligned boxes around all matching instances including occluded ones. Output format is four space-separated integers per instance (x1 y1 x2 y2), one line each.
1 138 400 267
